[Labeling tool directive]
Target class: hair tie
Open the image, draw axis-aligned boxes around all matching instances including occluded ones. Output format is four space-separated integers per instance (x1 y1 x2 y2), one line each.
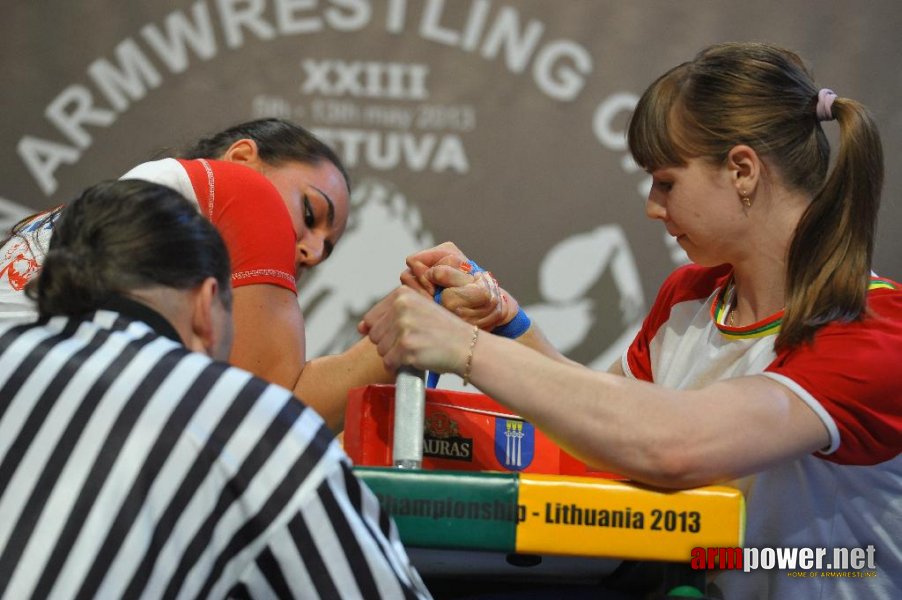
816 88 837 122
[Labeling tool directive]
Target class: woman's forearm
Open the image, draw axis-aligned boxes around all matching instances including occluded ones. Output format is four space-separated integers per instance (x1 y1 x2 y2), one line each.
293 336 393 432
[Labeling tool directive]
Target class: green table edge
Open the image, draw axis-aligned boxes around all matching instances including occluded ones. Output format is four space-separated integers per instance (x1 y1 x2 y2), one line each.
354 467 519 552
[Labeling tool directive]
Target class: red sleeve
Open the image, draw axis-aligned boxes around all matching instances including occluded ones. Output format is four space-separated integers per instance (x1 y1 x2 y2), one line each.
625 264 731 382
177 159 298 294
766 286 902 465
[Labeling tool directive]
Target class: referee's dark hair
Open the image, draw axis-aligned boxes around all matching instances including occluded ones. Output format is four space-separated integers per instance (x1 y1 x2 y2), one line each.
28 179 232 318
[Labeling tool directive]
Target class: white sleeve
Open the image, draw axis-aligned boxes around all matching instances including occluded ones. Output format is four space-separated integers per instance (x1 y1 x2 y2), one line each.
119 158 199 207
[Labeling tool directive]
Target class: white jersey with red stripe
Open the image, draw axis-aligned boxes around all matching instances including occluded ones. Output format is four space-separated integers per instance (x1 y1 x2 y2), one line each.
622 264 902 599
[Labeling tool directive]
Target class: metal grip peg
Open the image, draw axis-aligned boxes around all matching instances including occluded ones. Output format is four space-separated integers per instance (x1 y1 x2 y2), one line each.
392 366 426 469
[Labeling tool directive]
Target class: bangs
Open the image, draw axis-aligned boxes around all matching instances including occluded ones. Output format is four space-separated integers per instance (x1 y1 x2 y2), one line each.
628 63 695 171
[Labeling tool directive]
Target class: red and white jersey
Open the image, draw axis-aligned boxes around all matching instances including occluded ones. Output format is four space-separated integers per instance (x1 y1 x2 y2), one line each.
122 158 298 292
623 264 902 599
0 158 297 323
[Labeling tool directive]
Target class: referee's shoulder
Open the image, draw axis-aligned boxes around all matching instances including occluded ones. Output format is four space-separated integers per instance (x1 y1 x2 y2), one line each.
198 352 329 427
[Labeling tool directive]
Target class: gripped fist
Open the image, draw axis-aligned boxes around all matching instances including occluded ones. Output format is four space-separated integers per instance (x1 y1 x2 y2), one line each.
359 287 475 376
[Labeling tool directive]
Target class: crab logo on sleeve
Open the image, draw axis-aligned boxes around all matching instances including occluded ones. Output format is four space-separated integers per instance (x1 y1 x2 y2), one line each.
0 204 56 293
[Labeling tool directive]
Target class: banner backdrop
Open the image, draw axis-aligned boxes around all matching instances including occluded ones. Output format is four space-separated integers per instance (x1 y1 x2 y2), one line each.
3 1 901 382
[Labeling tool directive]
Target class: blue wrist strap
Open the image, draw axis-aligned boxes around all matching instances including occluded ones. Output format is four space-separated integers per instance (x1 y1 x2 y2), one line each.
492 307 531 339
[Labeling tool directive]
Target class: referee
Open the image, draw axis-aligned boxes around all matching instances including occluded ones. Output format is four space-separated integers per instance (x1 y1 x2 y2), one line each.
0 180 431 599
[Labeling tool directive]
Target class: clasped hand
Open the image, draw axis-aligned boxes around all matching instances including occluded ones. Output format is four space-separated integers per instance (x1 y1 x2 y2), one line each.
359 241 515 376
400 241 520 330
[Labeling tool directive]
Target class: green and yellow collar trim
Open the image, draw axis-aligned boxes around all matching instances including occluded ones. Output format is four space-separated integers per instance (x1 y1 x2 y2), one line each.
711 275 897 340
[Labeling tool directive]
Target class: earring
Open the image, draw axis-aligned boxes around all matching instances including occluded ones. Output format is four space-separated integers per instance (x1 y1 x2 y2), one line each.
740 189 752 208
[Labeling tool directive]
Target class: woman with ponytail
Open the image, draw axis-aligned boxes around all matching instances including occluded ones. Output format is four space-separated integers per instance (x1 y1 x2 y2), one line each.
363 43 901 599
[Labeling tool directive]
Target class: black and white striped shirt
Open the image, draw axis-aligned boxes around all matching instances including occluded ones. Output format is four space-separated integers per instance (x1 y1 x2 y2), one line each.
0 300 431 599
